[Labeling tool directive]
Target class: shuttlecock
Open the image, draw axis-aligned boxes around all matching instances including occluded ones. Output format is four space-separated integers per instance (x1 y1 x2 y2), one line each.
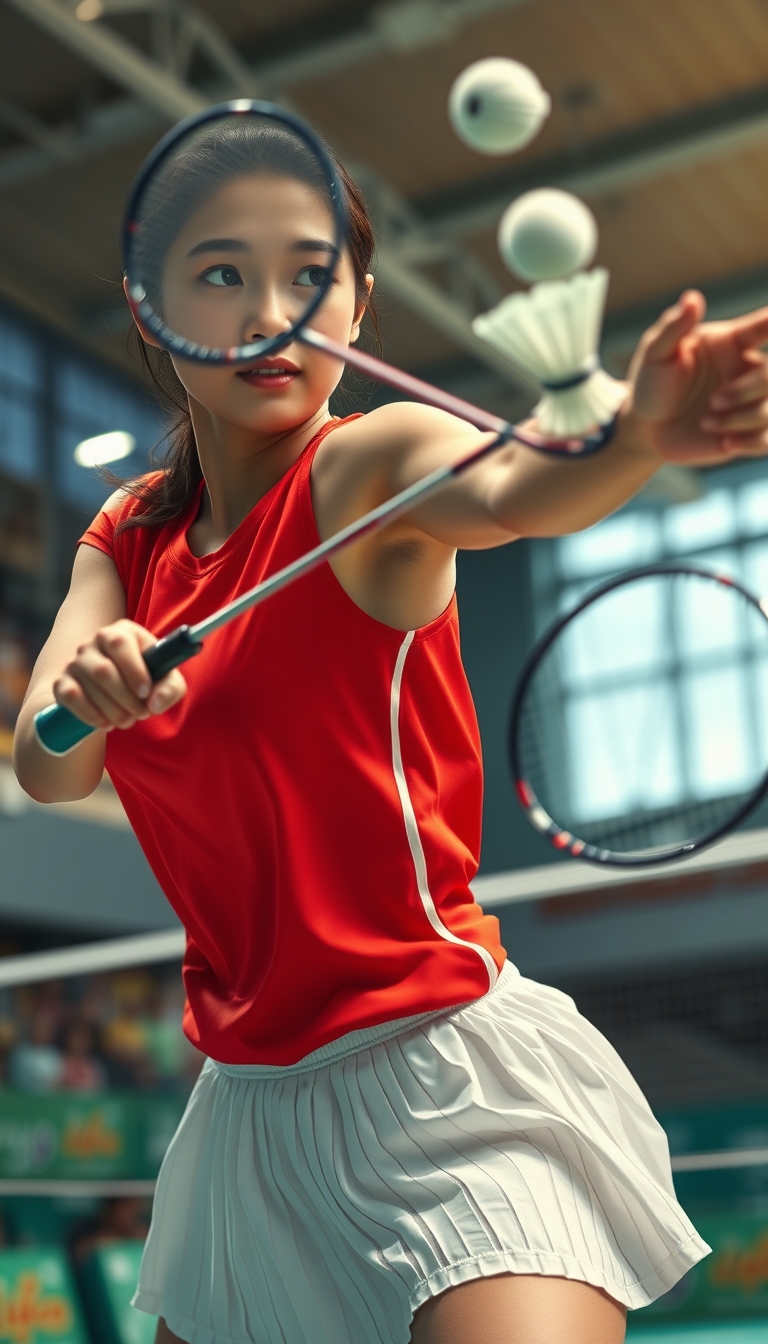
472 269 626 438
499 189 597 282
448 57 551 155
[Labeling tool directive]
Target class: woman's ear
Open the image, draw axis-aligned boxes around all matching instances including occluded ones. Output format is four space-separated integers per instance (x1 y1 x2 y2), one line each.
122 276 164 349
350 274 375 345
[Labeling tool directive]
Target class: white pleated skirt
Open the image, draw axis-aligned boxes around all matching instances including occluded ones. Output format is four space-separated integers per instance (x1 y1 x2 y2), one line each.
133 961 710 1344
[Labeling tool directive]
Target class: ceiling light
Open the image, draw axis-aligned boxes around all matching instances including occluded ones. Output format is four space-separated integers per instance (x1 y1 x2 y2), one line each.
75 0 104 19
74 430 136 468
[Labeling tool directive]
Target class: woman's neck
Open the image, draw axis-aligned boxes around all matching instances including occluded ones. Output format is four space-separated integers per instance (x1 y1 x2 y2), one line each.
187 399 331 557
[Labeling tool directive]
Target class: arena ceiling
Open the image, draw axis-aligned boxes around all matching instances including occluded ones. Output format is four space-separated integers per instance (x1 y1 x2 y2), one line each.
1 0 768 422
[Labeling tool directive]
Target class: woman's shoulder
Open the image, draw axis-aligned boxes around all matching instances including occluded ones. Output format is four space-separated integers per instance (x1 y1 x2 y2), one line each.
82 471 169 562
101 470 166 524
330 401 472 445
319 402 478 476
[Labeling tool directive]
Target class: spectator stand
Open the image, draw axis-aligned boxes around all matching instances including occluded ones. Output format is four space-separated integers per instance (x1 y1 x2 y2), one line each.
0 952 202 1344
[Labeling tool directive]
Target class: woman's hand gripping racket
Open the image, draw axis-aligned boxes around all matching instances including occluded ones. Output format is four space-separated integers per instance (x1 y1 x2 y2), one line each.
510 564 768 868
35 100 619 758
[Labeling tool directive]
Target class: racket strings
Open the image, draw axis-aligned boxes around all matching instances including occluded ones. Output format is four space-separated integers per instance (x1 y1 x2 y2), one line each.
513 568 768 863
128 110 340 340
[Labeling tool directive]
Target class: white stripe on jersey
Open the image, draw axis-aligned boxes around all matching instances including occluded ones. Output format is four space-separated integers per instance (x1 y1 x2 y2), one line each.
390 630 498 989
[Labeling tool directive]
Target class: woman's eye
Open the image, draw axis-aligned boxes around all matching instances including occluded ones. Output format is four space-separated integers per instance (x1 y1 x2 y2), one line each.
294 265 330 289
201 265 242 287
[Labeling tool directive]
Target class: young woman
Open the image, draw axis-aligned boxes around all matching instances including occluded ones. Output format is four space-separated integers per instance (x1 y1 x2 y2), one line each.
14 118 768 1344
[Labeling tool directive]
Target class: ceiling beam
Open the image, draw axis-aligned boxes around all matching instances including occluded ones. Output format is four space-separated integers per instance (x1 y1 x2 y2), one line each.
251 0 534 91
372 252 532 383
418 81 768 237
0 96 159 188
4 0 205 119
3 0 529 388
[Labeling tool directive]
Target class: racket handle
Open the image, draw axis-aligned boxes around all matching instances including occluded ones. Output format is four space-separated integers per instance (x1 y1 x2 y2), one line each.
141 625 204 680
33 625 204 757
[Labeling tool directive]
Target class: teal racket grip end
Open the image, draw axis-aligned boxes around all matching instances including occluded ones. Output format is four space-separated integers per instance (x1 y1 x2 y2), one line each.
33 625 205 758
34 703 96 756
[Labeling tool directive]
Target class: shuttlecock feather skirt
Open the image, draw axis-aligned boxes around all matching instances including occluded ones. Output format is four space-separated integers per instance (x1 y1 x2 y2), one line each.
472 268 627 438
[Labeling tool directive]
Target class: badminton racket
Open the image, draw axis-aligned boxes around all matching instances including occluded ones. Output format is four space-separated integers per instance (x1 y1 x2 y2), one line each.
510 564 768 867
35 99 618 757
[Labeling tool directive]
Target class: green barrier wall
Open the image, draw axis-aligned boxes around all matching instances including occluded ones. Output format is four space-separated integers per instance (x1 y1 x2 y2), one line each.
628 1323 768 1341
0 1095 185 1182
629 1211 768 1328
659 1102 768 1211
2 1093 768 1343
0 1247 88 1344
77 1245 154 1344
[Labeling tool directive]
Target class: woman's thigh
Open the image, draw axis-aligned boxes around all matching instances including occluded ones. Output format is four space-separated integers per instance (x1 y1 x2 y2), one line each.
409 1274 627 1344
153 1276 627 1344
155 1319 184 1344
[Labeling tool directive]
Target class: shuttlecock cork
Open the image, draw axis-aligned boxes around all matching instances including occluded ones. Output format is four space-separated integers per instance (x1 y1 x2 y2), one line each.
498 188 597 283
473 189 625 437
448 58 551 155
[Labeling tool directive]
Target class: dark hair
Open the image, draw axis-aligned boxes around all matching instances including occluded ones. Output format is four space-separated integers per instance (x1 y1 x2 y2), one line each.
115 120 380 532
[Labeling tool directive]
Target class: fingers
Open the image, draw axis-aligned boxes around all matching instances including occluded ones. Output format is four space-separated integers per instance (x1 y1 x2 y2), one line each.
146 669 187 716
637 291 706 364
95 625 154 703
708 352 768 410
702 400 768 435
53 620 186 729
716 430 768 459
52 672 113 731
731 305 768 351
701 351 768 439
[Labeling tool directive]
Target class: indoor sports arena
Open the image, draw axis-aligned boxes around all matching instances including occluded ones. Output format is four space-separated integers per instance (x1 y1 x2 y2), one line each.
3 2 768 1343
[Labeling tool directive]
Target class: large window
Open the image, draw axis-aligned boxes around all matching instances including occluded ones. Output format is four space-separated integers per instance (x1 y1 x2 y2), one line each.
0 303 165 744
0 301 164 508
0 312 43 484
535 470 768 828
55 358 161 511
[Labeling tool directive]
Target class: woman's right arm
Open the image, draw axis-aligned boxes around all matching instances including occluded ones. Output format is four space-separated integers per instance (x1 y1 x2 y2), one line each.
13 544 186 804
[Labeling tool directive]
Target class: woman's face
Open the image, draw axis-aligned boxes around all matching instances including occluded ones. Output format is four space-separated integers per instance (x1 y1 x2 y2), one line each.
144 174 367 434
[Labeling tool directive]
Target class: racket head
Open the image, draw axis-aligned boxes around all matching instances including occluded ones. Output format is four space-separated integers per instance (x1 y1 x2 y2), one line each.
509 564 768 867
122 100 347 365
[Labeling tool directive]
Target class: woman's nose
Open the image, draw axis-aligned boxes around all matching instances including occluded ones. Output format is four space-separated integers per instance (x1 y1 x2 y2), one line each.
242 284 294 345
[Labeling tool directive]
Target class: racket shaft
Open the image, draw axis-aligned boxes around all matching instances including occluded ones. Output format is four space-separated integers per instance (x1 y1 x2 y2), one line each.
33 432 510 755
300 328 602 456
186 430 511 641
192 433 510 639
300 328 509 434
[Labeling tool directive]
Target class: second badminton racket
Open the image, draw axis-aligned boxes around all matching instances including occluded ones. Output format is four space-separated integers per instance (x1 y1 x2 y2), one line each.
510 565 768 868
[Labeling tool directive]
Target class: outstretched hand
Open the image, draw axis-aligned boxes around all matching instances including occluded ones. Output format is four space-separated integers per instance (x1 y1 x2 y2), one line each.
627 291 768 465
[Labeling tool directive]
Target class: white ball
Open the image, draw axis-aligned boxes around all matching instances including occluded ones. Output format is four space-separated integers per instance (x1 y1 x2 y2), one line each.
498 188 598 282
448 57 551 156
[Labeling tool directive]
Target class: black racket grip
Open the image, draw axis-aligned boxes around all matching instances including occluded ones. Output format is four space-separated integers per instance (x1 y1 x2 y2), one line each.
142 625 204 681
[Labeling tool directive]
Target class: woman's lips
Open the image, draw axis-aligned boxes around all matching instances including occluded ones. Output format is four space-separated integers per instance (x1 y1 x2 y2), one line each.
237 358 300 390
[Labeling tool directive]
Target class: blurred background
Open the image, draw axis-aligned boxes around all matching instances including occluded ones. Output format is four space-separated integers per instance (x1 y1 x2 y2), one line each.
2 1 768 1341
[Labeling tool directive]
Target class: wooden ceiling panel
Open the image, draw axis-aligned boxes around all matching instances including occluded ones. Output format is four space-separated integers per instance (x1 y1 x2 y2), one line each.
1 0 768 383
196 0 361 47
457 134 768 323
296 0 768 200
589 147 768 310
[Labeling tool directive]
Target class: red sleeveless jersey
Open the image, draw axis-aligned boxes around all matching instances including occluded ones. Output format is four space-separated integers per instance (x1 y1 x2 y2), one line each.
81 416 505 1064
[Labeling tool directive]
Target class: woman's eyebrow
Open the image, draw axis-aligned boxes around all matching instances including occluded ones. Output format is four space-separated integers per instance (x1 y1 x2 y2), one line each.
290 239 341 259
186 238 249 257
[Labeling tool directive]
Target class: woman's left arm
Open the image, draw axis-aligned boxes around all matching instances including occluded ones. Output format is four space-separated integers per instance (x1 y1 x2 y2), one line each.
383 290 768 546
